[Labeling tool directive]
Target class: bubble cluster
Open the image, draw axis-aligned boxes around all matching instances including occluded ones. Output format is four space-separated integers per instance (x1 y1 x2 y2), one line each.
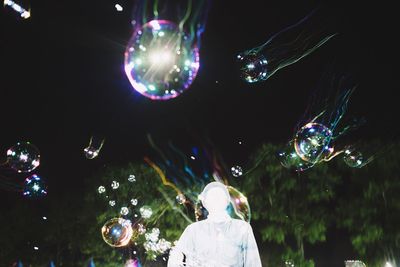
125 20 200 100
101 218 133 247
6 142 40 173
140 206 153 219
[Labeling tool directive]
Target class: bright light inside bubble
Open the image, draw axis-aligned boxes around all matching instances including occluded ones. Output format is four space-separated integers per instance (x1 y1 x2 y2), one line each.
125 20 200 100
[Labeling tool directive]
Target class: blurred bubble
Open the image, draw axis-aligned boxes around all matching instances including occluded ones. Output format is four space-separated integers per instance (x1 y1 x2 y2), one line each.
125 20 200 100
22 174 47 198
294 122 333 163
109 200 116 207
140 206 153 219
84 136 105 159
130 198 138 206
277 140 314 172
120 207 129 215
230 165 243 177
98 186 106 194
6 142 40 173
227 186 251 222
236 52 268 83
343 149 365 168
101 218 133 247
111 181 120 189
176 193 186 204
128 174 136 182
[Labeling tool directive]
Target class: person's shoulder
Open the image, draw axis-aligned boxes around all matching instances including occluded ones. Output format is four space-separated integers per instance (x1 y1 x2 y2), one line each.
231 219 253 230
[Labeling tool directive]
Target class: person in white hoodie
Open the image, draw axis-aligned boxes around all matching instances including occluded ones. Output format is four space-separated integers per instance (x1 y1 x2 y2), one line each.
167 181 262 267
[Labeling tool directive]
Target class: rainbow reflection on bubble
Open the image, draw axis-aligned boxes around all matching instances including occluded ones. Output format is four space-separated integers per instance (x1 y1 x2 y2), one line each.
227 186 251 222
101 218 133 247
23 174 47 198
125 20 200 100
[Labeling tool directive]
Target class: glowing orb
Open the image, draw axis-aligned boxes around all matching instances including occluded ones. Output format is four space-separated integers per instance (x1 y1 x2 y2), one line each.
294 123 333 163
236 52 268 83
6 142 40 173
101 218 133 247
23 174 47 198
125 20 200 100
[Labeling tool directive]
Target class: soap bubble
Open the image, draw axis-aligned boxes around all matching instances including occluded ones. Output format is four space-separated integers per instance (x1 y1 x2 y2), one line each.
128 174 136 182
130 198 138 206
6 142 40 173
98 186 106 194
111 180 120 189
101 218 133 247
22 174 47 198
230 165 243 177
277 140 314 172
120 207 129 216
294 122 333 163
236 52 268 83
343 149 365 168
109 200 116 207
125 20 200 100
227 186 251 222
84 136 105 159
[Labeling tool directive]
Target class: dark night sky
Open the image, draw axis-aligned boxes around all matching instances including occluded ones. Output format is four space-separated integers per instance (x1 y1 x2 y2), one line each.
1 0 400 265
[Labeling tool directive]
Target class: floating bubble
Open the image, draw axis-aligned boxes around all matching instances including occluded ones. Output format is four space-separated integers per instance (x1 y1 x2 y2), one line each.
343 149 365 168
111 180 120 189
230 165 243 177
109 200 116 207
101 218 133 247
6 142 40 173
120 207 129 216
22 174 47 198
294 122 333 163
277 141 314 172
176 193 186 204
227 186 251 222
128 174 136 182
130 198 138 206
156 238 171 253
125 20 200 100
236 52 268 83
98 186 106 194
140 206 153 219
84 136 105 159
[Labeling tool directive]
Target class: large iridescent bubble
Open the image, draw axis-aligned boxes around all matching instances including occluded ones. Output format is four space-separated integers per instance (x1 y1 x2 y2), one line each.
294 123 333 163
125 20 200 100
6 142 40 173
101 218 133 247
22 174 47 198
227 186 251 222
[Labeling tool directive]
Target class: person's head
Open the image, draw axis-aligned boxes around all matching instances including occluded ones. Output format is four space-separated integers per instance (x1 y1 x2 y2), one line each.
200 182 230 214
